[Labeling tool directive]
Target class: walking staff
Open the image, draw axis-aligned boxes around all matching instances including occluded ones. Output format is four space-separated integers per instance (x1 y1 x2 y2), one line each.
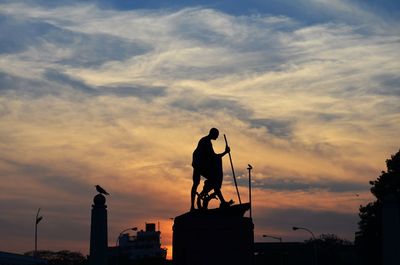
224 134 241 204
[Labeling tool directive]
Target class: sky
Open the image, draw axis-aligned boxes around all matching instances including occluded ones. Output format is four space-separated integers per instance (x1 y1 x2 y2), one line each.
0 0 399 259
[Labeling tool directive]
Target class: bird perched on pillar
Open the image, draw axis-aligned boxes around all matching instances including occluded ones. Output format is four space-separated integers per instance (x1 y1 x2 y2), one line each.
95 185 110 195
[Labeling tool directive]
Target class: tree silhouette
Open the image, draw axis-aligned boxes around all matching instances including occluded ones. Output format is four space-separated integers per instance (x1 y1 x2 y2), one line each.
355 149 400 265
305 234 354 265
305 233 352 246
24 250 87 265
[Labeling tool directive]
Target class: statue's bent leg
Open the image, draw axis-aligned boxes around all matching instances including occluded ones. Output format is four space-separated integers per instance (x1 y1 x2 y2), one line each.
197 180 213 209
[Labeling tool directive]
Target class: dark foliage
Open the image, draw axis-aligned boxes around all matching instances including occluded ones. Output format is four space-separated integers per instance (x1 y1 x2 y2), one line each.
24 250 87 265
134 257 171 265
305 233 352 246
305 234 355 265
355 149 400 265
108 254 170 265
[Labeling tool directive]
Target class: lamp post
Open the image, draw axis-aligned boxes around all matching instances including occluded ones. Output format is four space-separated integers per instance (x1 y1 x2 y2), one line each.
292 226 318 265
262 234 282 242
262 234 283 265
116 227 138 246
247 164 253 219
35 208 43 258
292 226 316 240
115 227 137 265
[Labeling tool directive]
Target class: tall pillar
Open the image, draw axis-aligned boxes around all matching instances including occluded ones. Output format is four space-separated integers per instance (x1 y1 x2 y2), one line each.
90 194 108 265
382 194 400 265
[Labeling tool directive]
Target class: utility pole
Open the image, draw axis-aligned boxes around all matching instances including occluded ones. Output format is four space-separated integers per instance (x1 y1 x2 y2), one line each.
35 208 43 257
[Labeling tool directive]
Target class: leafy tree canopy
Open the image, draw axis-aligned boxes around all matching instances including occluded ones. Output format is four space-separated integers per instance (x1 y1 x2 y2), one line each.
305 233 352 247
369 150 400 200
355 149 400 265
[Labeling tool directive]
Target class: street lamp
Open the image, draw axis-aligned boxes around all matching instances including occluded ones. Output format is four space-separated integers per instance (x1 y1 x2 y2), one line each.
292 226 318 265
115 227 137 265
116 227 138 247
292 226 316 240
263 234 283 265
262 234 282 242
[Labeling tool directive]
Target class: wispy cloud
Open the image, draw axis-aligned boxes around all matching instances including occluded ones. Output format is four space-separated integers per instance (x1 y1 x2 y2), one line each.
252 176 368 192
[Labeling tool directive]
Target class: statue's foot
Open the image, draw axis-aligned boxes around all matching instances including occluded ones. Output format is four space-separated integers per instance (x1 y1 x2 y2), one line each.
220 199 234 208
209 192 218 200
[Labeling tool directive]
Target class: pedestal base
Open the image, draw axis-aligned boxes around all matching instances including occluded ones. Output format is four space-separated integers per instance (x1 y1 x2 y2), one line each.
173 203 254 265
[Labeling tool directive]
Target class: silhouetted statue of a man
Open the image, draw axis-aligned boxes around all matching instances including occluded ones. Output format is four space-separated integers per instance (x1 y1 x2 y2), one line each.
191 128 231 211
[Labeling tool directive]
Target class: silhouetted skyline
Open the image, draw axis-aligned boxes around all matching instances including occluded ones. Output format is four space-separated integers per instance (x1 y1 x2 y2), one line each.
0 0 399 259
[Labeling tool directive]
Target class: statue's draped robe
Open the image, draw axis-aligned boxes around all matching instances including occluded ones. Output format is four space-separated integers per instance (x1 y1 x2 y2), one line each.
192 136 223 189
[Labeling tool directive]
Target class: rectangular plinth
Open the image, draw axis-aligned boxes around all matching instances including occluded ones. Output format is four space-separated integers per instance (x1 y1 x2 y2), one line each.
173 205 254 265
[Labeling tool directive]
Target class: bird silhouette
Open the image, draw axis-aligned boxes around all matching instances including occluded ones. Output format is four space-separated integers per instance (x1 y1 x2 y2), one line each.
95 185 110 195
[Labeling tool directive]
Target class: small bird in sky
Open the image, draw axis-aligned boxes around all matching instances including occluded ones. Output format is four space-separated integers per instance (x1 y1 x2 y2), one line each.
95 185 110 195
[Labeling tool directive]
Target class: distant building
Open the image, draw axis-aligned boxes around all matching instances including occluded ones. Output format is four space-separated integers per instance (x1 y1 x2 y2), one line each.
0 251 47 265
108 223 167 264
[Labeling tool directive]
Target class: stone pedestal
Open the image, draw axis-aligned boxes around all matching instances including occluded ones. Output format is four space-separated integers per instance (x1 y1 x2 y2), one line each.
90 194 108 265
173 203 254 265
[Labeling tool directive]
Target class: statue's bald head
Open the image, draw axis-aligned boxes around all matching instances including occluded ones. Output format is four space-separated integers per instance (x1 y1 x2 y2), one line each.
209 128 219 140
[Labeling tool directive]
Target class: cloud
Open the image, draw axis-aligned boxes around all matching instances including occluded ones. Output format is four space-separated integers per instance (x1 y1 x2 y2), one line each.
0 14 41 54
0 71 49 97
372 74 400 96
169 89 251 118
253 176 368 193
10 0 399 27
250 119 293 138
0 13 150 67
45 69 167 100
36 174 93 197
44 69 97 94
0 69 166 101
